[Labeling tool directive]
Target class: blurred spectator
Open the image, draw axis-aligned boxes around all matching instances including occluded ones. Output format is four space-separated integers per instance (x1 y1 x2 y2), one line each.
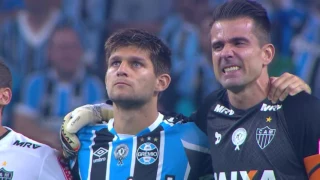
291 0 320 81
0 0 63 78
0 0 24 24
108 0 172 34
159 0 218 115
61 0 110 67
0 0 65 127
13 25 105 150
291 0 320 98
269 0 306 58
191 12 221 107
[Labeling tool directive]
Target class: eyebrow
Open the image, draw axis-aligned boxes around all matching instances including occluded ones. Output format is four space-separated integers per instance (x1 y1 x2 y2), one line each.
212 36 249 46
109 55 146 62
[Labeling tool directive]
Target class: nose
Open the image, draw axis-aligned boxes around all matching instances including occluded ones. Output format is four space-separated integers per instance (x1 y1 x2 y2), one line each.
220 44 234 59
116 62 128 77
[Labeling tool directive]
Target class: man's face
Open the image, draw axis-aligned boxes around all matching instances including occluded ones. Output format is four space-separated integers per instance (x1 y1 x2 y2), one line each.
25 0 56 13
49 29 83 75
210 17 265 91
106 46 159 107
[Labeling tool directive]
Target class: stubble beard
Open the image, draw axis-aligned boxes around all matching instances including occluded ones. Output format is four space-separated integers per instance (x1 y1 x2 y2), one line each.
110 96 147 110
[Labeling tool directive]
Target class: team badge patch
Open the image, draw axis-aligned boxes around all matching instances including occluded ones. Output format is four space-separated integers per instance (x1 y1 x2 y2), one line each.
0 168 13 180
136 142 159 165
256 126 276 149
114 144 129 166
232 128 247 151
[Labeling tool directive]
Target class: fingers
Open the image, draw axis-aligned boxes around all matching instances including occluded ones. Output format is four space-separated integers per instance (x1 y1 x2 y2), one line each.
268 73 294 103
65 111 83 133
269 72 311 103
287 83 311 96
100 103 114 121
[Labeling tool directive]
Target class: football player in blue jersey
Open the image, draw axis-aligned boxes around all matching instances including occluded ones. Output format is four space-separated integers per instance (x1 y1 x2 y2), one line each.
61 28 213 180
60 3 314 178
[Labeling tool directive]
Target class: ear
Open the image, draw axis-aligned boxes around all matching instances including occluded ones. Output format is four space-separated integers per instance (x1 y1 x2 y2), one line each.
155 74 171 92
0 88 12 106
261 43 275 65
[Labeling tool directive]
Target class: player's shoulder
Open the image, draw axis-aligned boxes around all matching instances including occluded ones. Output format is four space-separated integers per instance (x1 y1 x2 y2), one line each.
162 113 188 125
282 92 320 113
8 130 56 158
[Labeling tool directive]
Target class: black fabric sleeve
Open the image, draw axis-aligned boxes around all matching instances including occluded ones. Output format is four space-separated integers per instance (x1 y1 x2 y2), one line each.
70 158 81 180
282 92 320 160
191 89 225 135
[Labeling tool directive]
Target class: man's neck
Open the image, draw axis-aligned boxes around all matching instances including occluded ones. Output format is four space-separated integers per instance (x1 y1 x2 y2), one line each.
227 75 270 110
0 126 8 137
26 10 54 33
113 100 159 135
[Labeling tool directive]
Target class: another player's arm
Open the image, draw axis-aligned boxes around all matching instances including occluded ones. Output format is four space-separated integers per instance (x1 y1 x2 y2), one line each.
282 92 320 180
39 150 73 180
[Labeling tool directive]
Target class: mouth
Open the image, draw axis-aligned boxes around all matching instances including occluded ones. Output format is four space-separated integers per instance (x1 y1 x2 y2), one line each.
114 81 130 86
222 66 240 73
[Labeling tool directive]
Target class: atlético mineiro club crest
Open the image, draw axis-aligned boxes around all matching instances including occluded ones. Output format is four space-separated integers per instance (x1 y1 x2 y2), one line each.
256 126 276 149
0 167 13 180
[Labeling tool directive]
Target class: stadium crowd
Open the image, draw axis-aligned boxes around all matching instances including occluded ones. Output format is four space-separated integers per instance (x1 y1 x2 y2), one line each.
0 0 319 156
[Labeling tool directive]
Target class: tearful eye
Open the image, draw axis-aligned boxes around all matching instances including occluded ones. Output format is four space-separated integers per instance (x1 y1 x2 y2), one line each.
110 61 121 67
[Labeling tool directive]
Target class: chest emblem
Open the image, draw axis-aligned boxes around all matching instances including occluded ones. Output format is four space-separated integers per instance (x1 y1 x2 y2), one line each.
114 144 129 166
0 168 13 180
232 128 247 151
256 126 276 149
136 142 159 165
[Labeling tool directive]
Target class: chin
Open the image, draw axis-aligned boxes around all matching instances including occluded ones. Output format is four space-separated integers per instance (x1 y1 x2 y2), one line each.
222 82 245 93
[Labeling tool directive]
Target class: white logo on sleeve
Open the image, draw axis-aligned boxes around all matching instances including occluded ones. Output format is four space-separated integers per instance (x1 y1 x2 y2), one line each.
232 128 247 151
215 132 222 145
214 104 234 115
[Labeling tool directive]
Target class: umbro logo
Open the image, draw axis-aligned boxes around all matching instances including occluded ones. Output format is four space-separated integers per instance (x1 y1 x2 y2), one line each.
214 104 234 115
93 147 108 163
93 147 108 157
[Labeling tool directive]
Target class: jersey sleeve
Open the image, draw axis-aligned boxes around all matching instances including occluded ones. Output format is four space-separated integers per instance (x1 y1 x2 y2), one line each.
191 89 225 134
70 157 81 180
179 122 214 179
282 92 320 179
39 149 72 180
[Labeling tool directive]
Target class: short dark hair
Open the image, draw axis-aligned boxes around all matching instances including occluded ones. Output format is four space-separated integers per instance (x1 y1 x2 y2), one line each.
211 0 271 45
105 29 171 76
0 59 12 90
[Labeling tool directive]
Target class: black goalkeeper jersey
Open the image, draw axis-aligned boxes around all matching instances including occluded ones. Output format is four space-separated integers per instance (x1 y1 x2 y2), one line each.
194 89 320 180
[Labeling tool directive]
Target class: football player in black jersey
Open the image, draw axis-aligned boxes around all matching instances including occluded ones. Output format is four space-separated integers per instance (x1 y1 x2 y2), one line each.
194 0 320 179
60 1 316 179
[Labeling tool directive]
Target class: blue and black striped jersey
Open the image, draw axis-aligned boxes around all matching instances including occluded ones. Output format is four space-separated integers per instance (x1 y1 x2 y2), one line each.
72 113 213 180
